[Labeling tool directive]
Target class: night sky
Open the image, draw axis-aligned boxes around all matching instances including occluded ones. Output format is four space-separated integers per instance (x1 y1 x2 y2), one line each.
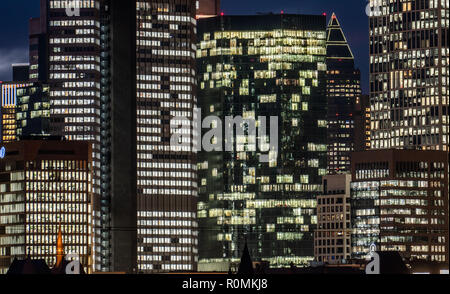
0 0 369 93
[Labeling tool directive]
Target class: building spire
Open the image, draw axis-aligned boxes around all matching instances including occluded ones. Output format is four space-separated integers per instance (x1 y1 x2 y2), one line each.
326 12 354 60
55 224 65 267
237 240 254 275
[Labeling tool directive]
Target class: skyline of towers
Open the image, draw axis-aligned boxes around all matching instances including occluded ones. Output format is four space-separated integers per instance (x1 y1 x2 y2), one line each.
0 0 448 274
6 0 216 274
196 14 328 268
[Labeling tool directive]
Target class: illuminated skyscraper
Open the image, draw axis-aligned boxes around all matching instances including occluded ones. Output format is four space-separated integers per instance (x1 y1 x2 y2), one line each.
0 140 94 274
363 0 449 269
196 14 328 269
368 0 449 150
42 0 103 270
35 0 199 273
135 0 198 273
326 13 362 174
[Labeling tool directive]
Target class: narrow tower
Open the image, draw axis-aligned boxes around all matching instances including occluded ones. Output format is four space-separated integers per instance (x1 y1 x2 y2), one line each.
326 13 362 174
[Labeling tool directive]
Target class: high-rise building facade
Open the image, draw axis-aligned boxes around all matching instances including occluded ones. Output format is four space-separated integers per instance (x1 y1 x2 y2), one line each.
135 0 198 273
314 174 352 264
42 0 103 270
0 140 94 274
35 0 199 273
196 14 328 268
351 150 448 267
368 0 449 151
366 0 449 270
326 13 362 174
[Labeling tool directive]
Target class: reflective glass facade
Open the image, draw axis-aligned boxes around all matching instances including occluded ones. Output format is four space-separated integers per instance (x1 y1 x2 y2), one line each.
197 14 327 268
16 83 51 138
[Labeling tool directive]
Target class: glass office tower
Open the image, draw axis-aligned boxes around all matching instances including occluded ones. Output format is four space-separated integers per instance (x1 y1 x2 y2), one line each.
16 83 51 138
196 14 327 268
326 13 362 174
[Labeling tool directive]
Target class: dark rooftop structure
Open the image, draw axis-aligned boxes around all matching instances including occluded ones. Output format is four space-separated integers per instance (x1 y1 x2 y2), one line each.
7 257 51 274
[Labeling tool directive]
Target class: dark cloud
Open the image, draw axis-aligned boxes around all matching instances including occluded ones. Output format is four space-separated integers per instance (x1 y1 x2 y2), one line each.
0 48 29 81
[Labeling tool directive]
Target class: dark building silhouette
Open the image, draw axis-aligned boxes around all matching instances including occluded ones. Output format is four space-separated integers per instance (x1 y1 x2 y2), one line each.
7 257 51 274
29 1 48 84
237 242 254 275
12 64 30 82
